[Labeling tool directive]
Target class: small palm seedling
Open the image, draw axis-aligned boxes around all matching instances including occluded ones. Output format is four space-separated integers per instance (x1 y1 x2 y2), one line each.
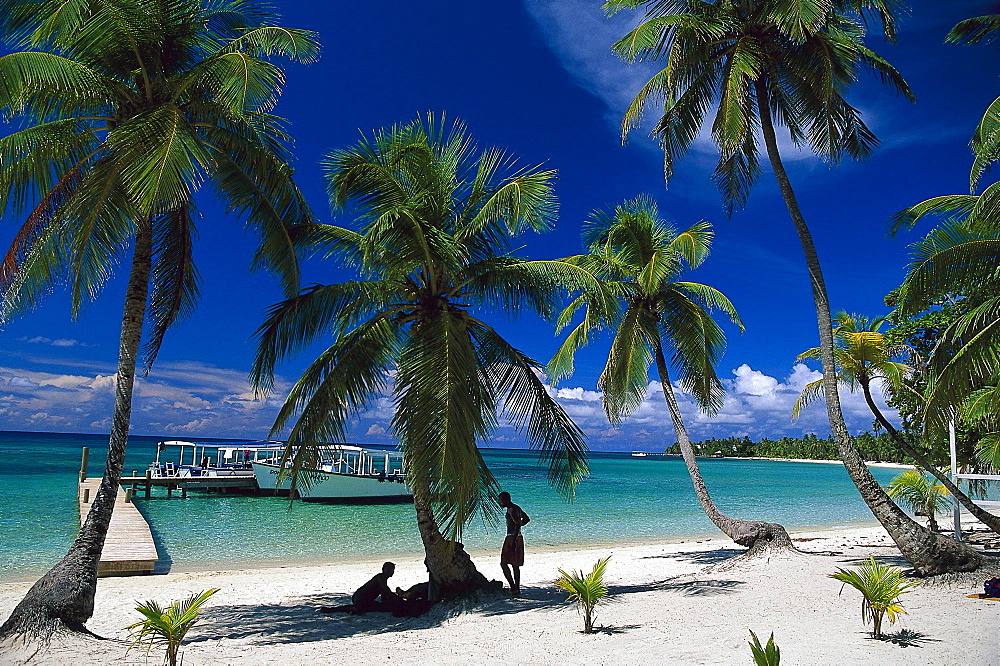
887 469 950 532
830 557 918 638
748 631 780 665
554 556 611 633
127 588 219 666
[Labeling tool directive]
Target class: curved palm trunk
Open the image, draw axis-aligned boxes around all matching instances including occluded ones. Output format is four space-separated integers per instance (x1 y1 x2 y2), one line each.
411 480 493 598
0 217 153 641
755 80 981 575
653 340 793 554
858 376 1000 535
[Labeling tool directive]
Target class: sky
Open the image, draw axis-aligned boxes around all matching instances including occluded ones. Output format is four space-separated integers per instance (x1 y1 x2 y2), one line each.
0 0 997 450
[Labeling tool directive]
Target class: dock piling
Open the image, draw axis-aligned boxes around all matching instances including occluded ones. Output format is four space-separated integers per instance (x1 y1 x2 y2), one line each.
124 488 132 504
82 488 90 504
79 447 89 483
145 469 152 498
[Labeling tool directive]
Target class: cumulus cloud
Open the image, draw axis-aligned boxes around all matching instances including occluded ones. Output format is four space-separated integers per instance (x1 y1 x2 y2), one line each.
0 353 897 451
18 336 89 347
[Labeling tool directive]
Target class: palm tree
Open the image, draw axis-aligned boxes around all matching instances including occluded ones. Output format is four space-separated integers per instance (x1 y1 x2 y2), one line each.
550 195 792 555
607 0 981 574
0 0 317 640
887 13 1000 484
251 114 591 595
794 312 1000 533
887 470 949 533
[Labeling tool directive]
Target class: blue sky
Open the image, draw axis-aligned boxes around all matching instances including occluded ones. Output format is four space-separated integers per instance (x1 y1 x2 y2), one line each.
0 1 996 449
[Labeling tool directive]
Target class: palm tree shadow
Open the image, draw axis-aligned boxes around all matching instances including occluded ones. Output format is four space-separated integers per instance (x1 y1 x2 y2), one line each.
592 624 642 635
840 554 911 569
642 548 746 565
190 592 463 645
878 629 939 648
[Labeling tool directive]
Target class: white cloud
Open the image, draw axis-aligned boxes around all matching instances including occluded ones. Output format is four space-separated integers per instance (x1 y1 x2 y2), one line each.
366 424 387 436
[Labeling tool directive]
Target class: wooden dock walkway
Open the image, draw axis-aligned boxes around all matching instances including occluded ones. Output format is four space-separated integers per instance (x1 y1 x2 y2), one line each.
79 478 158 575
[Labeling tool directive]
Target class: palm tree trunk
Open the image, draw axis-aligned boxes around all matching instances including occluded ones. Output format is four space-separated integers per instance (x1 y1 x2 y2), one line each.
411 480 493 598
0 216 153 642
754 79 981 575
858 376 1000 534
652 339 793 555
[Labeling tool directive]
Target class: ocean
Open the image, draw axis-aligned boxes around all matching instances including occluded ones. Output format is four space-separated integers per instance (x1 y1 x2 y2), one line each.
0 430 904 582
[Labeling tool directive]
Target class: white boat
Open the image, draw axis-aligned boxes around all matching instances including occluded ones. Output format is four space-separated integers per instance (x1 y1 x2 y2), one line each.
631 451 648 457
252 445 412 503
150 440 285 479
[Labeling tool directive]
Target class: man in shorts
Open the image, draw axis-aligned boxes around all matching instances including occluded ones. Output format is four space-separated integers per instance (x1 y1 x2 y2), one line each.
498 491 530 596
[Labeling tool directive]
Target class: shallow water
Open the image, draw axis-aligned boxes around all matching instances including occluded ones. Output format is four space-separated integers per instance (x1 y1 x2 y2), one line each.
0 430 903 580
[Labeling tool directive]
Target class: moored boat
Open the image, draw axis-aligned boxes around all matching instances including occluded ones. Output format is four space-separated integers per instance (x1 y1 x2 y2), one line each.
251 445 412 503
631 451 648 457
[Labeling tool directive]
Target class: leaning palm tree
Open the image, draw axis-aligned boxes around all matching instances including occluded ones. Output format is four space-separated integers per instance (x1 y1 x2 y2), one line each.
0 0 317 641
607 0 981 574
550 195 793 555
794 312 1000 534
251 114 592 595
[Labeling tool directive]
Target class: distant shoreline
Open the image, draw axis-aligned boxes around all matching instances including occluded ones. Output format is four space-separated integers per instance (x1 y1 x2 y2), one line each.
656 452 914 469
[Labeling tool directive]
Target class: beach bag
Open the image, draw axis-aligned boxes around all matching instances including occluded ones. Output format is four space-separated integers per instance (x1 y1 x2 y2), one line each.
984 578 1000 598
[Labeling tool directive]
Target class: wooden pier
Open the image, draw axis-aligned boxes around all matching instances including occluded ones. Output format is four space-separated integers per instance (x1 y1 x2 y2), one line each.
78 471 158 575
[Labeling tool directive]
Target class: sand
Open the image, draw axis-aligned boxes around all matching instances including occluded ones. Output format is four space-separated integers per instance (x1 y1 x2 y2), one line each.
1 524 998 665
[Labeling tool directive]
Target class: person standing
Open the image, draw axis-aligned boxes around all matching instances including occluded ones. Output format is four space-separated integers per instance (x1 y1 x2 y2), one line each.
498 491 530 595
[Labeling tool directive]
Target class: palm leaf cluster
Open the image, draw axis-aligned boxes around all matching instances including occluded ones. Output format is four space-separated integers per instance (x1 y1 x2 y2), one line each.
251 114 591 538
0 0 318 364
886 469 949 532
793 312 917 419
890 15 1000 440
830 556 917 638
550 194 741 421
606 0 912 210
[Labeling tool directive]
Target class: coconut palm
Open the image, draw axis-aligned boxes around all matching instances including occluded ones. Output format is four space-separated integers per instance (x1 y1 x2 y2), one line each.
0 0 317 640
887 470 949 533
888 13 1000 449
550 195 792 555
607 0 981 574
251 114 592 595
794 313 1000 533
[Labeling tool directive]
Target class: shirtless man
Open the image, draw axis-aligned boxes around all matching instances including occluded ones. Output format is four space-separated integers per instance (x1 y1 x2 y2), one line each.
498 491 530 596
352 561 402 613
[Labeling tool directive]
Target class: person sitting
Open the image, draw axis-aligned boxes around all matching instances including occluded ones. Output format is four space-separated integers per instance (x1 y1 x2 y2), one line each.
351 561 403 614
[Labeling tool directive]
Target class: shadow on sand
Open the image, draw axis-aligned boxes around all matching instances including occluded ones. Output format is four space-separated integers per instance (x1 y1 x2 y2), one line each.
876 629 939 648
641 548 746 566
191 574 746 646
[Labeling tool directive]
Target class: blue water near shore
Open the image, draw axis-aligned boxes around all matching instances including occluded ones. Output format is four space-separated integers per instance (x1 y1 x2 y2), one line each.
0 430 903 581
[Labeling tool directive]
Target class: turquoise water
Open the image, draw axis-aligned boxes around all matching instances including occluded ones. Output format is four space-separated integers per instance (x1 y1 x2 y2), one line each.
0 430 903 582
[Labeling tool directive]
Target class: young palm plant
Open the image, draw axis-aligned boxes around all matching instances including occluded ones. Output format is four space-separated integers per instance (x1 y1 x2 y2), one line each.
606 0 981 576
0 0 317 640
748 631 781 666
550 195 792 555
794 313 1000 534
830 557 918 639
127 588 219 666
251 114 595 596
887 469 950 533
555 556 612 634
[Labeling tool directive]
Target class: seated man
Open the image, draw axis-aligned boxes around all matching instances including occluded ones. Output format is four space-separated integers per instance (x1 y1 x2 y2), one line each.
351 561 403 614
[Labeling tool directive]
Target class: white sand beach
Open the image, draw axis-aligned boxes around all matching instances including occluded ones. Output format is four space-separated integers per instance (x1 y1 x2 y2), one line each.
2 524 998 665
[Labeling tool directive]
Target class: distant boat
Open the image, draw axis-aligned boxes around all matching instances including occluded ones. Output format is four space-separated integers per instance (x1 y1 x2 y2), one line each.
631 451 648 457
252 444 412 503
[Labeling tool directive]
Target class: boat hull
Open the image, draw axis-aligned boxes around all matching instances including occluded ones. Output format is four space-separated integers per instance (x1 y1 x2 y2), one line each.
251 462 413 503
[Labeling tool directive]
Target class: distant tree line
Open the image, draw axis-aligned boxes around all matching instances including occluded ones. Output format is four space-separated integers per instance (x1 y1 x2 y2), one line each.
667 432 907 464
